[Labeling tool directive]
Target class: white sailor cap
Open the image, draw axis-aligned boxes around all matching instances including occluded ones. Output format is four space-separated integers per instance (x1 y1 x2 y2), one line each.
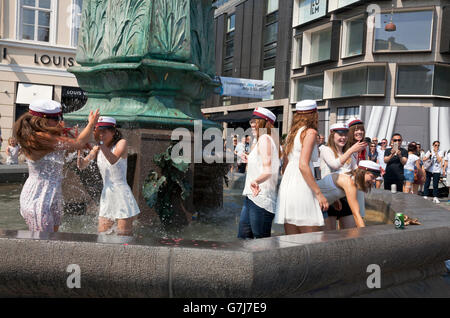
330 123 349 132
29 99 63 119
358 160 381 176
295 100 317 112
346 117 364 128
252 107 276 124
96 116 117 128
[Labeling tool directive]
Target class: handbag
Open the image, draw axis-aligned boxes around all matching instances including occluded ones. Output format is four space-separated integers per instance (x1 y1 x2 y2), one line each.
422 159 432 170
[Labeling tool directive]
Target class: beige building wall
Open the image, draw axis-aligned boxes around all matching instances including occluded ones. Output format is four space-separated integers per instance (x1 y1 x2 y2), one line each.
0 0 80 162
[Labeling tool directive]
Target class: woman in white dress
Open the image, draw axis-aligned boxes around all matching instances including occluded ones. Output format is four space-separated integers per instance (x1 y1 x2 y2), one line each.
78 117 140 236
320 123 366 230
14 99 99 232
238 107 280 239
275 100 328 235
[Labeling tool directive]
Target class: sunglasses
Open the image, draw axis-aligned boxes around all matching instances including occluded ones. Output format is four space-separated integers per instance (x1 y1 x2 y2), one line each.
393 139 402 142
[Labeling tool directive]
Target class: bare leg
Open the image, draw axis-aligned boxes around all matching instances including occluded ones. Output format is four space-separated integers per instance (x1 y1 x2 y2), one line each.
284 223 301 235
404 182 412 194
324 216 337 231
376 180 382 189
338 215 356 229
117 217 135 236
54 225 59 232
298 226 322 233
98 216 115 233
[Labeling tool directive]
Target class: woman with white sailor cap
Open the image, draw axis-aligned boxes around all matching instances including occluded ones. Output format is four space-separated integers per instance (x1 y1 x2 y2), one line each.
77 116 140 235
320 122 367 230
13 99 99 232
238 107 281 239
275 100 328 235
317 160 381 228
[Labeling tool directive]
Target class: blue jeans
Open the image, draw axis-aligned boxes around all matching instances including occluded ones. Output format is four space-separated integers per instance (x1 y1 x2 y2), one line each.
424 171 440 198
238 197 274 239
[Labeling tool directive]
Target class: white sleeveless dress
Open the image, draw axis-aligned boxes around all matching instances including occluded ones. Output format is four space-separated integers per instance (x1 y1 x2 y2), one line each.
20 151 65 232
275 127 324 226
97 146 140 220
242 134 280 213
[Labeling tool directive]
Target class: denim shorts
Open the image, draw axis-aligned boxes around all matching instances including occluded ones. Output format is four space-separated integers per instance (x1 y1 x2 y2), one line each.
404 169 415 182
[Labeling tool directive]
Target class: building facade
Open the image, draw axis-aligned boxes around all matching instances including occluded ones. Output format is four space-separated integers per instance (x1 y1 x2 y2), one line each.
0 0 85 161
203 0 296 135
291 0 450 150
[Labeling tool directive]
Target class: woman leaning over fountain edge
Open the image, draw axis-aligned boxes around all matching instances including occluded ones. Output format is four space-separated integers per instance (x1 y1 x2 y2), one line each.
77 116 140 236
238 107 281 239
13 99 99 233
317 160 382 229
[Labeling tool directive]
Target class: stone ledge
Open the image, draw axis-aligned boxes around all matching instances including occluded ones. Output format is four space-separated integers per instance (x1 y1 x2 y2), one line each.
0 190 449 297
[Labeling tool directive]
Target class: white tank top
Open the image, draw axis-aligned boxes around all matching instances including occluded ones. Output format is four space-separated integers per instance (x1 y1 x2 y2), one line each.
242 134 280 213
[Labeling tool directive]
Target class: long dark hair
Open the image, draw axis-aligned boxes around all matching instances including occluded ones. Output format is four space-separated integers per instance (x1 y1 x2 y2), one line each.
99 126 123 147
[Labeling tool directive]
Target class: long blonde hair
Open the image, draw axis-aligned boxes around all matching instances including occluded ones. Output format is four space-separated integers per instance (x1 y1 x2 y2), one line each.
327 130 352 165
14 112 63 156
284 111 318 157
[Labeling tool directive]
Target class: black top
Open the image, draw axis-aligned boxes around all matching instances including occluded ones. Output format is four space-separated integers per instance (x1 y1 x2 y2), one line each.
384 147 408 182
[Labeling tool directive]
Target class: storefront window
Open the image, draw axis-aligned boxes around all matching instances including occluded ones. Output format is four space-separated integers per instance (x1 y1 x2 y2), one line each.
374 10 433 52
295 74 324 101
19 0 53 42
61 86 88 114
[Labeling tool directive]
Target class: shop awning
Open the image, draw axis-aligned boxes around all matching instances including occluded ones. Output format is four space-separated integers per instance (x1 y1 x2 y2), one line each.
207 110 254 123
207 108 283 123
15 83 53 104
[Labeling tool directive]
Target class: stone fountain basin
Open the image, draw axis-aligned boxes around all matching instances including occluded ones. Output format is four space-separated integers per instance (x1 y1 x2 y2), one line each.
0 190 449 297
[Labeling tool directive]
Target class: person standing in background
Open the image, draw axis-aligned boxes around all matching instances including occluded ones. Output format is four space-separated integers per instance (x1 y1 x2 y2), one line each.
444 150 449 204
383 133 408 192
235 136 246 173
423 141 444 204
376 139 388 189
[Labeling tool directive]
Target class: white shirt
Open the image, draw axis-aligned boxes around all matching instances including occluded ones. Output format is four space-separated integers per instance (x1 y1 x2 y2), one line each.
377 148 387 170
445 152 450 174
320 146 356 178
242 134 280 213
425 150 444 174
235 142 245 163
404 153 419 171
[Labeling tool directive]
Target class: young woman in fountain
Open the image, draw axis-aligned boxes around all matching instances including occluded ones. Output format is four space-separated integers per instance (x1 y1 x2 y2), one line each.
317 160 381 228
77 116 140 236
238 107 281 239
275 100 328 235
319 123 367 230
14 99 99 232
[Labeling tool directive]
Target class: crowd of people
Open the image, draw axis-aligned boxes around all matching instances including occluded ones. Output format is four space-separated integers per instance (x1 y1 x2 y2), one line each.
236 101 382 239
234 100 449 239
364 134 449 204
